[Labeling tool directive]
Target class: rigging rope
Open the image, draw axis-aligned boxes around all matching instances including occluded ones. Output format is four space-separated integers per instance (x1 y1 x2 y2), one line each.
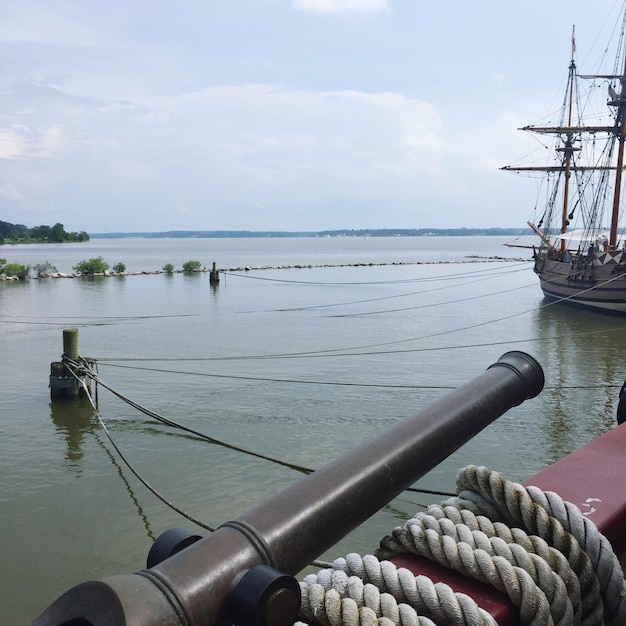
297 465 626 626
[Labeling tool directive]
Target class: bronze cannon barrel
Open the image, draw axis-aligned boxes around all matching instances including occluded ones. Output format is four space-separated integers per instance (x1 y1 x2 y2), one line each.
32 351 544 626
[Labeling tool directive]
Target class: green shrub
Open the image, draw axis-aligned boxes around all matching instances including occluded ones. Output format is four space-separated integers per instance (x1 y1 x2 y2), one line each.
3 263 30 279
163 263 174 274
73 256 109 275
112 262 126 273
33 261 58 277
182 260 202 273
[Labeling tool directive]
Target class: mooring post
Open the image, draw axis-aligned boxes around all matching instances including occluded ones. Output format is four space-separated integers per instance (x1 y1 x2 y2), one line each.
63 328 79 361
209 261 220 285
50 328 82 400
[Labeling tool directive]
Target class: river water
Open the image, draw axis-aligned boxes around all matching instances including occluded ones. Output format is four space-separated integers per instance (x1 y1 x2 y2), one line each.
1 236 624 624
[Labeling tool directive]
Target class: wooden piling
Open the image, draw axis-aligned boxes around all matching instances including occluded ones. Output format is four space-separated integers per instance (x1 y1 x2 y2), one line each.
209 261 220 285
50 328 82 400
63 328 79 361
50 362 79 400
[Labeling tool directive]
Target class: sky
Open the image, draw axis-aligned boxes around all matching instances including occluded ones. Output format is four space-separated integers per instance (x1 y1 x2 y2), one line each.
1 0 626 234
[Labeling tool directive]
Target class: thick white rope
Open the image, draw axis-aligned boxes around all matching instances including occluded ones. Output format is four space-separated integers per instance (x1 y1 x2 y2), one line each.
452 465 626 624
298 582 439 626
382 516 575 625
419 504 602 622
297 557 496 626
297 465 626 626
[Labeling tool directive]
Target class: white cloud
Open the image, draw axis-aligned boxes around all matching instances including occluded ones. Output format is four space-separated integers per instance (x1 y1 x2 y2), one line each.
2 81 455 229
0 125 30 159
152 85 445 191
2 0 564 230
0 124 64 159
38 125 65 157
291 0 390 15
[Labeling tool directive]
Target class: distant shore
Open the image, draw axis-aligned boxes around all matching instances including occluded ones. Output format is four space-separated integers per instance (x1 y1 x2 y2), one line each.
90 228 531 239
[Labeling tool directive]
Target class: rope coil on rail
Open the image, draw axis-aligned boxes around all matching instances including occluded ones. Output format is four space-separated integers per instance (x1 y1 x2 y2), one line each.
296 466 626 626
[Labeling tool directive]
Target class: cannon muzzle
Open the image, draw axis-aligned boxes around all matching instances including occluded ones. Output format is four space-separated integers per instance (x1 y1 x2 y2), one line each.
31 351 544 626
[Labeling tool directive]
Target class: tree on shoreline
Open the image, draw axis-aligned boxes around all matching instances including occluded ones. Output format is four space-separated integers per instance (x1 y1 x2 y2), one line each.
0 220 89 244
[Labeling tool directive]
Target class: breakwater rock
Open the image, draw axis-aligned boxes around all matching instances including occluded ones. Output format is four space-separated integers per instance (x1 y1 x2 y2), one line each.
0 256 529 281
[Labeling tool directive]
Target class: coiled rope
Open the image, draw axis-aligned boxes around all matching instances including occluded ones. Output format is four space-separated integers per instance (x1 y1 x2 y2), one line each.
296 465 626 626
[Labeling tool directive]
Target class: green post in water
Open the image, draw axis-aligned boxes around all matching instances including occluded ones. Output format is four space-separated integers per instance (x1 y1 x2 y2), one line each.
63 328 80 397
63 328 79 361
50 328 80 399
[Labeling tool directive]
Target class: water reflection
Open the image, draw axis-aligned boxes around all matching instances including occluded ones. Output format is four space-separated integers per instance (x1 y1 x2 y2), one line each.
531 304 626 462
49 397 98 466
93 429 156 542
73 275 109 289
50 396 156 541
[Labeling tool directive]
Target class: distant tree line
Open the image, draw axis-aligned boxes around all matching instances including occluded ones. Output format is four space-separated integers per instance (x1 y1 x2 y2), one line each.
0 220 89 244
90 227 531 239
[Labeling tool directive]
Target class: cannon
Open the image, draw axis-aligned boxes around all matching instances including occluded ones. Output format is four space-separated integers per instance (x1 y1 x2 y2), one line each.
31 351 544 626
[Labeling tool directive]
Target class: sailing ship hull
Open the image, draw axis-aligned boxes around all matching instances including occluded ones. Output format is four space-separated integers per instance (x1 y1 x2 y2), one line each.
535 251 626 312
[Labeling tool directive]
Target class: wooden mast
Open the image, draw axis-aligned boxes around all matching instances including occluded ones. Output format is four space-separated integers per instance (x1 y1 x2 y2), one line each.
559 28 577 254
501 11 626 255
609 52 626 249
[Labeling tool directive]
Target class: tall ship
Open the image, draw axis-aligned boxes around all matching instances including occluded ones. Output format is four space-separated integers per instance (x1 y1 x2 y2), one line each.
503 7 626 312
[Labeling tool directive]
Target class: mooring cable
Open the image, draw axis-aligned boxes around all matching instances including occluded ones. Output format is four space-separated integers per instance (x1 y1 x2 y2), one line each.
63 360 451 573
220 259 529 287
85 279 626 366
96 361 459 390
94 315 626 363
326 279 538 318
75 363 315 475
268 265 532 313
66 358 456 500
65 364 218 531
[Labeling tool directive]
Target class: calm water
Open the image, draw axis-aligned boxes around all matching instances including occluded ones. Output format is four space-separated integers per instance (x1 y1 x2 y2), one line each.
1 236 624 624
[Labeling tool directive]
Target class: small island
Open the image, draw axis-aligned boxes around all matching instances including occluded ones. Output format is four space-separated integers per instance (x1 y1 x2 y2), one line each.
0 220 89 245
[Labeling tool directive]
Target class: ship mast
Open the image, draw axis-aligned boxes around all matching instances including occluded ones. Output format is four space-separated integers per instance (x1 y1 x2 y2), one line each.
609 53 626 248
558 27 578 253
502 9 626 251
